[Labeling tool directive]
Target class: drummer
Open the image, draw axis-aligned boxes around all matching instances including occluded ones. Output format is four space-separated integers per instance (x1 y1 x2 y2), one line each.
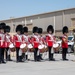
0 23 6 64
73 29 75 55
13 25 23 62
31 26 41 61
38 28 45 60
22 26 31 61
5 25 13 61
46 25 55 61
62 26 68 60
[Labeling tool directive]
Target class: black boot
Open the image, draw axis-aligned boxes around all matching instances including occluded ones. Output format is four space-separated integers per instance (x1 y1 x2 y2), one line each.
39 54 43 60
8 55 12 61
26 55 28 60
22 53 25 62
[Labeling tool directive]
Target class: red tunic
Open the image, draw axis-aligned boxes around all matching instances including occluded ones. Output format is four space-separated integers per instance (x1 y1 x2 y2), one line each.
38 35 45 44
31 35 39 48
5 34 13 48
46 34 55 47
0 33 6 48
13 34 22 47
62 35 68 48
22 35 31 45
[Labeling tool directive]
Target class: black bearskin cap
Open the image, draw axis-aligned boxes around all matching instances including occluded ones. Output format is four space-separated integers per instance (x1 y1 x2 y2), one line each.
47 25 54 33
62 26 68 34
23 27 28 33
5 25 10 33
0 22 6 29
38 28 43 34
73 29 75 33
33 26 38 33
16 25 23 33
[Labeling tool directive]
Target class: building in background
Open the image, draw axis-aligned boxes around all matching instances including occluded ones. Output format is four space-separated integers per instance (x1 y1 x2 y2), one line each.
0 8 75 36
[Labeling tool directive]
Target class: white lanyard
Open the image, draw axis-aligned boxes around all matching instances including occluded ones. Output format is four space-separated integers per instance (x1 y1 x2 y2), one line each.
16 34 22 42
23 35 28 42
33 35 39 42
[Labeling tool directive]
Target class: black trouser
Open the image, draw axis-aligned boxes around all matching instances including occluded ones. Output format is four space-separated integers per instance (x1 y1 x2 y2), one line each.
34 48 38 61
0 48 5 62
21 53 28 61
62 48 67 60
6 47 11 60
48 47 54 60
16 47 22 62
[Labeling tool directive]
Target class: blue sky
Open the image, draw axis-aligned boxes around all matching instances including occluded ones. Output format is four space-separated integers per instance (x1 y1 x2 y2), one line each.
0 0 75 20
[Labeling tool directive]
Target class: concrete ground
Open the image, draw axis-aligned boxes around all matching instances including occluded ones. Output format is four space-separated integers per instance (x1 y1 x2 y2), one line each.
0 53 75 75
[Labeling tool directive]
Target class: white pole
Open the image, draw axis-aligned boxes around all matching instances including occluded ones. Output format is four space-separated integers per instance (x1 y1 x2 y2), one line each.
25 18 27 26
54 16 55 35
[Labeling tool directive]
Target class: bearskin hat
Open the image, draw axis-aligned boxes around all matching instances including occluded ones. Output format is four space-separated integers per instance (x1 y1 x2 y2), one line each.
16 24 23 33
38 28 43 34
47 25 54 33
62 26 68 34
73 29 75 33
5 25 10 33
33 26 38 33
23 27 28 33
0 22 6 29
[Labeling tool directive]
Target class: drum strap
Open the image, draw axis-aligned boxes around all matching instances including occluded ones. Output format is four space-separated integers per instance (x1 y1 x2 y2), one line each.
0 33 5 46
48 34 54 42
23 35 28 42
16 34 22 42
33 35 39 42
6 35 11 42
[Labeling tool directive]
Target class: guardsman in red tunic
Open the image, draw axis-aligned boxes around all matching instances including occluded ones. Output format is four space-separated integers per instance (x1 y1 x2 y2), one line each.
0 23 6 64
5 25 13 61
31 26 40 61
13 25 23 62
46 25 55 61
62 26 68 60
22 27 31 61
38 28 45 60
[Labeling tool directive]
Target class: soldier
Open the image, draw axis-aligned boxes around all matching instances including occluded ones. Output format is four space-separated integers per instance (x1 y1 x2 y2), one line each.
31 26 40 61
72 29 75 55
0 23 6 64
46 25 55 61
22 27 31 61
5 25 13 61
62 26 68 60
38 28 45 60
13 25 23 62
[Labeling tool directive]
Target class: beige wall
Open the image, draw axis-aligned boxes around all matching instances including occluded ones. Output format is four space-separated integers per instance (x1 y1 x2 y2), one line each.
0 8 75 36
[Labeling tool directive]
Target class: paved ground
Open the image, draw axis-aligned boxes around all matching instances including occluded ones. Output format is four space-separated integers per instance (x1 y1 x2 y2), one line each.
0 53 75 75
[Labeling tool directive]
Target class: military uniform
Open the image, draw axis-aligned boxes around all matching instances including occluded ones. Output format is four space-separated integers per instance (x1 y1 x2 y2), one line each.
0 23 6 64
62 26 68 60
5 25 13 61
22 27 31 61
13 25 23 62
46 25 55 61
31 27 40 61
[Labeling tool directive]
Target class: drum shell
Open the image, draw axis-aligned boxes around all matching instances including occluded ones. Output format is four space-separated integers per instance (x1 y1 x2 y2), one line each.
29 48 34 52
9 43 16 52
53 45 60 52
39 48 45 53
9 47 16 52
44 47 48 52
21 46 28 53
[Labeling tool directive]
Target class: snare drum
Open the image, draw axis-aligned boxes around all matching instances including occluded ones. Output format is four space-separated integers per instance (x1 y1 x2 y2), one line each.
53 43 59 52
28 44 34 52
44 45 48 52
20 43 27 53
9 43 15 52
38 44 45 53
